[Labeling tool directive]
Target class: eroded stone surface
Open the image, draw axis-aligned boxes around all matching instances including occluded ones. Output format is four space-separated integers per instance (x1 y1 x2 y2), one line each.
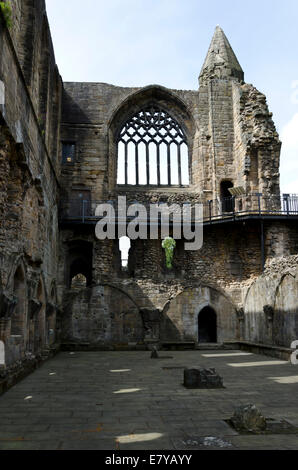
231 404 267 433
184 367 224 389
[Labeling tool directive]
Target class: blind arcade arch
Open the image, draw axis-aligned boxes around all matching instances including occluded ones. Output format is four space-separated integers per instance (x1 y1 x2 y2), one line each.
117 106 190 186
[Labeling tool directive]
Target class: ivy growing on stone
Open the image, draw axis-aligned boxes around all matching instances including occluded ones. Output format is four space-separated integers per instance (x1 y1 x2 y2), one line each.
0 2 12 29
162 237 176 269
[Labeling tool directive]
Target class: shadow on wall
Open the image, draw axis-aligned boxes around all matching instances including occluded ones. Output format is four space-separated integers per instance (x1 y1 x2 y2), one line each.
161 286 237 344
61 90 92 125
60 282 238 346
62 284 148 345
244 271 298 347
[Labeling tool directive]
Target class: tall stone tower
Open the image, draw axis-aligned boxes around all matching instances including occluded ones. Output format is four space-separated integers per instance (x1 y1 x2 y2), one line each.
194 26 281 201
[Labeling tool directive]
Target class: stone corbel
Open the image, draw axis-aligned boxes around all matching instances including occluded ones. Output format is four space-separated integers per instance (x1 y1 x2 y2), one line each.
0 293 18 319
29 299 42 320
263 305 274 322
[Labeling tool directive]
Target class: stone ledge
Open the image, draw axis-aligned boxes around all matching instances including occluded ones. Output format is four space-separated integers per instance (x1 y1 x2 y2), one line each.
161 341 196 351
60 342 148 351
224 341 292 361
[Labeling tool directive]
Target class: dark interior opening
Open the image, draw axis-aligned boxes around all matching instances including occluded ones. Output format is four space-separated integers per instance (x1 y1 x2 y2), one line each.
198 306 217 343
220 181 234 212
66 241 93 288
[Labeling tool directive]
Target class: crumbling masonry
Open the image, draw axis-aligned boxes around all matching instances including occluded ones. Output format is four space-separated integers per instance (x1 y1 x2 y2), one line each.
0 1 297 383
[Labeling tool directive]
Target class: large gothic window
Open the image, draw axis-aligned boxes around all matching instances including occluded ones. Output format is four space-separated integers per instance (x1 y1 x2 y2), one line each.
117 106 189 186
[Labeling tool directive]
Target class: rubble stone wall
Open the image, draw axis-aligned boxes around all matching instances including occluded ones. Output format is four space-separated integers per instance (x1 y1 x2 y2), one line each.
0 3 61 366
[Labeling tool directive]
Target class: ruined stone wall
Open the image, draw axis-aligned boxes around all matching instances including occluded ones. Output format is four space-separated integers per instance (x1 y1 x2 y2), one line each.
0 0 294 359
265 221 298 260
60 83 200 199
59 217 266 346
61 282 237 347
232 83 281 197
59 205 298 348
8 0 62 173
60 76 280 213
58 74 285 347
243 254 298 347
0 4 61 365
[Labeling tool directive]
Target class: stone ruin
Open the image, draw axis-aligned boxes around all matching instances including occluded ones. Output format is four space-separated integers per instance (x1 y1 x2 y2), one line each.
231 404 267 433
0 1 297 389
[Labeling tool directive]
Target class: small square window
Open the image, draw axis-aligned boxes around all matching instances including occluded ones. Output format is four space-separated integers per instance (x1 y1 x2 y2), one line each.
62 142 76 164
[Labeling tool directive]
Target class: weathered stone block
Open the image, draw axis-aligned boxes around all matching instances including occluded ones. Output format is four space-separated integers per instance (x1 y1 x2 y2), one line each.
183 367 224 389
231 404 267 433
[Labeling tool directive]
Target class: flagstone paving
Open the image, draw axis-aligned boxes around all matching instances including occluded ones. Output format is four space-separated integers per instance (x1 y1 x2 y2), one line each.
0 350 298 450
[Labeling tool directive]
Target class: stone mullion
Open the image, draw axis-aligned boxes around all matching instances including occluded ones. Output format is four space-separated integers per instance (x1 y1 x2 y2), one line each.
135 143 139 186
146 143 150 185
157 145 161 186
178 144 182 186
124 142 128 185
167 144 171 186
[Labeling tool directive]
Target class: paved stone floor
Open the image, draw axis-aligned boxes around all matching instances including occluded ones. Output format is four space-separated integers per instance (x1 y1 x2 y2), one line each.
0 350 298 450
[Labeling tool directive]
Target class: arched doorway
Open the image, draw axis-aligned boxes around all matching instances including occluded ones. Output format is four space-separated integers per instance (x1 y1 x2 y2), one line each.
198 307 217 343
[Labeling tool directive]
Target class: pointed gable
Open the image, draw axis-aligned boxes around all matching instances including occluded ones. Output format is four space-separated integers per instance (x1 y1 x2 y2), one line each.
199 26 244 86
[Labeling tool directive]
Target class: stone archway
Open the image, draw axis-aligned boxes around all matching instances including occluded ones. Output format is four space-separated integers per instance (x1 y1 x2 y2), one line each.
108 85 196 192
198 306 217 343
62 284 143 345
160 286 237 343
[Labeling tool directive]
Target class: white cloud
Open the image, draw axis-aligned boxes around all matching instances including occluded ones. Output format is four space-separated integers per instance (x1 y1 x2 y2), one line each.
280 113 298 194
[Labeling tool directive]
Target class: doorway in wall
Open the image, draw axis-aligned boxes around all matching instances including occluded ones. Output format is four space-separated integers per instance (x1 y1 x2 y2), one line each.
198 306 217 343
220 181 234 213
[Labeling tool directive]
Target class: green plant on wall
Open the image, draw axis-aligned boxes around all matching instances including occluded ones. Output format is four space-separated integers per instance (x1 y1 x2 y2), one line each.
162 237 176 269
0 1 12 29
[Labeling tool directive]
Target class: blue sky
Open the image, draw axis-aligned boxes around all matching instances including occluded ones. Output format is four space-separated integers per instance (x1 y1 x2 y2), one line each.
46 0 298 193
